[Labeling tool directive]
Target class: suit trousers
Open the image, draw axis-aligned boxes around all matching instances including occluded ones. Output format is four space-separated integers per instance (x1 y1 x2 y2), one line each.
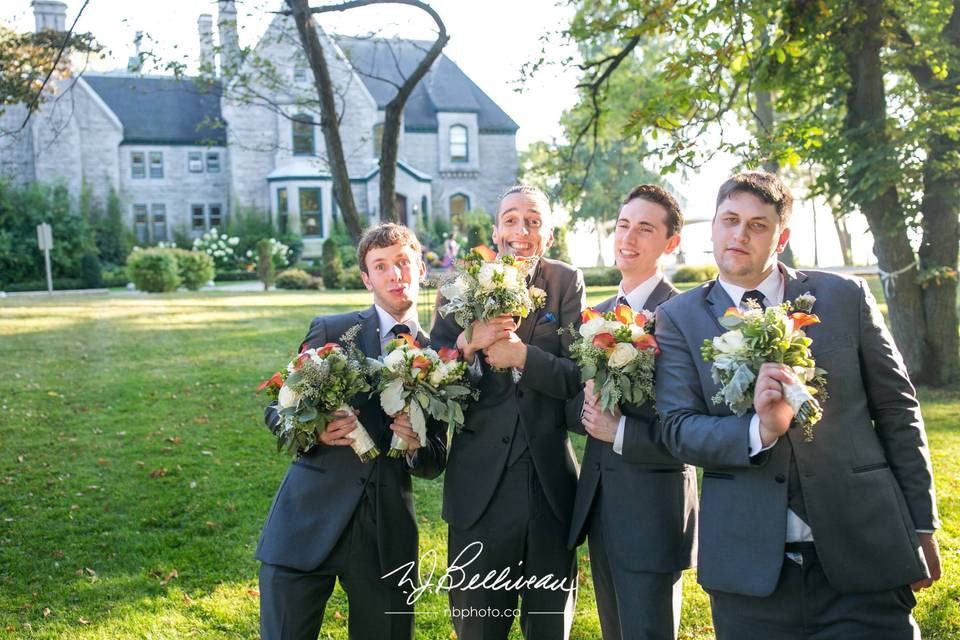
587 485 683 640
447 457 577 640
709 544 920 640
259 488 413 640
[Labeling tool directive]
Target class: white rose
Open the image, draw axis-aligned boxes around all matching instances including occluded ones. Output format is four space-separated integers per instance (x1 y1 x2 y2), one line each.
579 316 607 339
608 342 638 368
629 325 645 340
477 263 500 290
383 348 407 372
428 365 446 387
713 329 745 354
501 265 519 288
277 385 300 409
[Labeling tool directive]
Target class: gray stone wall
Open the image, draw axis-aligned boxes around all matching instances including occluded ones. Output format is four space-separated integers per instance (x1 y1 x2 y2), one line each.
0 105 36 185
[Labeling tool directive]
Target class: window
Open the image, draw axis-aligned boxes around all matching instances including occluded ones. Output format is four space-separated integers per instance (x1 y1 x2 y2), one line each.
131 152 145 179
299 187 323 237
449 193 470 217
373 122 384 157
292 114 315 156
449 125 468 162
151 204 167 241
421 195 429 224
149 152 164 178
133 204 148 242
208 204 222 229
277 188 289 234
188 152 203 173
293 64 306 82
206 152 220 173
191 204 205 230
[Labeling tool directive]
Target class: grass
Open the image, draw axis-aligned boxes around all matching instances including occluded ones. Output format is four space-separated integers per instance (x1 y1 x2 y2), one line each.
0 287 957 639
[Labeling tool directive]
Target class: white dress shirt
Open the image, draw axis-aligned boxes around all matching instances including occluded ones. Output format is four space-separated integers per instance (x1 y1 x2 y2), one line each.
374 304 421 355
610 272 663 455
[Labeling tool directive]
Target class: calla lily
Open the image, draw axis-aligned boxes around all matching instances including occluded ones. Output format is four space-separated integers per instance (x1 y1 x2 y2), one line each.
790 312 820 329
438 347 460 362
316 342 339 357
397 333 419 349
633 333 660 356
412 355 432 371
592 332 617 350
614 304 634 325
581 307 602 324
724 307 742 317
256 371 284 393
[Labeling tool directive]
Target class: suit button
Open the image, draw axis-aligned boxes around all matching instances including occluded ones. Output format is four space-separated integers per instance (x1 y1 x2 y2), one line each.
502 436 511 444
775 474 786 483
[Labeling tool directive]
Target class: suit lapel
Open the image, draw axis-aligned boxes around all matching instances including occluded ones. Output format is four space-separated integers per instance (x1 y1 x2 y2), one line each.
357 306 381 358
781 264 810 304
643 278 675 313
517 260 546 345
703 280 736 334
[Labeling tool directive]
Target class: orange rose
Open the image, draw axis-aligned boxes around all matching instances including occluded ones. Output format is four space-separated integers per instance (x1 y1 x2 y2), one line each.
634 310 650 327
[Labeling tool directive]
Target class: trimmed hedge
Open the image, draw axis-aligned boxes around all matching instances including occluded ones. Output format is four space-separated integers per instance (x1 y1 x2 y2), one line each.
276 269 320 290
127 249 181 293
673 264 718 283
581 266 621 286
3 278 85 293
215 270 259 282
340 266 364 290
171 248 215 290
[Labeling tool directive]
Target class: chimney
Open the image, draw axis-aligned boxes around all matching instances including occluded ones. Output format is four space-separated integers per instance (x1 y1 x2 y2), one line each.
217 0 241 77
127 31 143 73
32 0 67 32
198 14 215 75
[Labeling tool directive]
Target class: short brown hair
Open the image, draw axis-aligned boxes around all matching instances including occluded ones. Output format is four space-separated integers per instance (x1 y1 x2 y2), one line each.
622 184 684 237
356 223 422 273
496 184 552 223
715 171 793 224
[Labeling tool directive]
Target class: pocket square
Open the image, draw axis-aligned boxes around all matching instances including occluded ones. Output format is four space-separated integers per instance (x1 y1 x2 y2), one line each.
538 312 557 324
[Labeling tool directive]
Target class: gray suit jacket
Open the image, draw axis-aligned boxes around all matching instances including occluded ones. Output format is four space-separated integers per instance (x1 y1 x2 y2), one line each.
566 279 698 573
255 306 447 572
431 257 586 529
655 265 938 596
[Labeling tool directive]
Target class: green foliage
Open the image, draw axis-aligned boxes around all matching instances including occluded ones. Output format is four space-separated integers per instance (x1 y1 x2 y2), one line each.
581 266 621 286
672 264 718 283
340 265 365 290
321 237 343 289
275 268 320 290
256 239 276 291
330 217 358 267
172 249 215 291
80 253 102 288
547 225 571 263
126 248 181 293
458 209 493 249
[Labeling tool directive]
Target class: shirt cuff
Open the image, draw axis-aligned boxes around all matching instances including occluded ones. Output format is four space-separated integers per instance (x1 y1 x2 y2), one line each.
467 352 483 376
613 415 626 455
916 529 935 534
405 450 418 468
748 414 776 457
511 367 522 383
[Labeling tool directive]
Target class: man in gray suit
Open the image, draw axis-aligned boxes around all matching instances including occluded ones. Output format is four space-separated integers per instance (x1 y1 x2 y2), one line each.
431 185 585 640
257 224 447 640
655 171 941 639
568 185 697 640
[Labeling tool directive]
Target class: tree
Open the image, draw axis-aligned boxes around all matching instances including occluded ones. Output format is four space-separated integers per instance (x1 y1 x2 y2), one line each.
542 0 959 385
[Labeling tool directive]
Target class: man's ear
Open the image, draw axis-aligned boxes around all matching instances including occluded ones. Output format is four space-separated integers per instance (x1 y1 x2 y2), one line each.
360 270 373 292
542 228 555 254
775 227 791 254
664 232 682 255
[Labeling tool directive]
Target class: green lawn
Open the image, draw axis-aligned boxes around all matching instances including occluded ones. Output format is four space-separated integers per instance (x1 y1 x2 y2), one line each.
0 289 957 639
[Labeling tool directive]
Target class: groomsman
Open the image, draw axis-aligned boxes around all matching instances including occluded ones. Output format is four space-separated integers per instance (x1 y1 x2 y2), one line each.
431 185 585 640
568 185 697 640
256 224 447 640
655 171 941 639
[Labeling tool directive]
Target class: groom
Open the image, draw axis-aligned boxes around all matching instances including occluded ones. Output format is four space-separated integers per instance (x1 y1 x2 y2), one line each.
654 171 941 639
256 223 447 640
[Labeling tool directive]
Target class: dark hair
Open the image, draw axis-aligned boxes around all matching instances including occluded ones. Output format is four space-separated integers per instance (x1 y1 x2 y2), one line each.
356 223 422 274
496 184 551 222
621 184 684 237
715 171 793 224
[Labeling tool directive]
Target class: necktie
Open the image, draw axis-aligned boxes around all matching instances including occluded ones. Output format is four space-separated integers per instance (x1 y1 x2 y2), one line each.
741 289 767 310
616 296 629 308
390 323 411 338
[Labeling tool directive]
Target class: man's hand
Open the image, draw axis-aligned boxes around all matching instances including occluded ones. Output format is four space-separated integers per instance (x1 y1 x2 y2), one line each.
754 363 797 447
457 315 516 361
389 412 422 452
484 331 527 370
319 409 358 447
581 395 620 444
911 533 942 592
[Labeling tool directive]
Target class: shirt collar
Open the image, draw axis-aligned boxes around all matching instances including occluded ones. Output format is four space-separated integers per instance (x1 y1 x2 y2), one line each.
374 304 421 341
717 264 784 308
617 271 663 311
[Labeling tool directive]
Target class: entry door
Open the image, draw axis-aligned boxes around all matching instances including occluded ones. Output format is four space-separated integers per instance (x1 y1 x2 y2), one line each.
395 193 408 226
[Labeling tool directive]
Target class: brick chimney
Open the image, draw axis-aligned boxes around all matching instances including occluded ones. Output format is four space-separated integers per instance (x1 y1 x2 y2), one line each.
32 0 67 32
217 0 241 76
198 14 215 75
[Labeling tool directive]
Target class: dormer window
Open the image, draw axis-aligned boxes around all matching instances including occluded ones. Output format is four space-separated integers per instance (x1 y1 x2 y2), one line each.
449 125 468 162
373 122 384 157
292 113 315 156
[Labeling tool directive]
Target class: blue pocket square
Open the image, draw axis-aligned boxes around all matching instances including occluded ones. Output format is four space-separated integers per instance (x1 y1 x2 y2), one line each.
538 312 557 324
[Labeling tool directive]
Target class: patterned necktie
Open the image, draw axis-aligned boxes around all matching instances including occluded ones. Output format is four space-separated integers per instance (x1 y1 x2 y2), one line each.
741 289 767 311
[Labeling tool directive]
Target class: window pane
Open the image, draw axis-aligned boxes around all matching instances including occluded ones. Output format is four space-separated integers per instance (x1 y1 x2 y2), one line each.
277 188 288 234
206 152 220 173
191 205 206 230
373 123 384 157
299 187 323 237
208 204 222 229
449 125 468 162
449 194 469 217
149 152 164 178
131 152 145 179
292 114 315 155
188 152 203 173
151 204 167 241
134 204 148 242
294 64 306 82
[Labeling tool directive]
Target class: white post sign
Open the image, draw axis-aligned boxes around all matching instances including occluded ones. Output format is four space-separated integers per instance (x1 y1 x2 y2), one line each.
36 223 53 293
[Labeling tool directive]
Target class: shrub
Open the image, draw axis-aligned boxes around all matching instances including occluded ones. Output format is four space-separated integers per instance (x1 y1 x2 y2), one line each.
459 209 493 249
256 239 276 291
214 270 259 282
126 248 181 293
321 237 343 289
172 249 215 290
192 227 240 270
80 252 103 288
4 278 85 293
672 264 718 283
275 268 320 290
340 265 365 290
582 266 621 286
547 226 571 263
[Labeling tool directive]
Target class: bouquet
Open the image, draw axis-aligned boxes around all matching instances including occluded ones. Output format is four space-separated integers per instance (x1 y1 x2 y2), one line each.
569 304 660 412
257 325 379 461
700 294 827 441
438 250 547 342
372 333 477 457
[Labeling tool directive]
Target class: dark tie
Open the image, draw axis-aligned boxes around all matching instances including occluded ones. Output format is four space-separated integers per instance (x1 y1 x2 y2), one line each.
741 289 767 310
616 296 629 308
390 323 411 338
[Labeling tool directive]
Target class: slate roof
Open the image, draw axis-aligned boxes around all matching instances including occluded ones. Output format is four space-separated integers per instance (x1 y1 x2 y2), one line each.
83 75 227 146
334 36 519 134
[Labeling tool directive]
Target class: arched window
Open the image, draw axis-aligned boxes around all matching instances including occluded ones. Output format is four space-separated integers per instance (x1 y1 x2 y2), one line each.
449 193 470 217
373 123 384 157
292 113 315 156
449 125 468 162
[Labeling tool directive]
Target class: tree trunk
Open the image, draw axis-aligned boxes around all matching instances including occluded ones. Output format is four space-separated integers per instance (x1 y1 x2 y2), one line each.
831 213 853 267
844 0 928 380
378 101 404 224
755 88 796 267
287 0 365 243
